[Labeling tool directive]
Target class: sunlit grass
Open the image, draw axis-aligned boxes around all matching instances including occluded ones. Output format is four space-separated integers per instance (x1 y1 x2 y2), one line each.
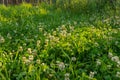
0 3 120 80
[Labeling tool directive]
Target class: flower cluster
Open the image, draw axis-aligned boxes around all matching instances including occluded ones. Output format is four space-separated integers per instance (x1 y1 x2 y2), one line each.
65 73 70 80
56 61 65 71
108 52 120 67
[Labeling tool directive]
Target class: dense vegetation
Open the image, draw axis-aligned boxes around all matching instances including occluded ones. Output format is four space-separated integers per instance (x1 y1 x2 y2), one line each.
0 1 120 80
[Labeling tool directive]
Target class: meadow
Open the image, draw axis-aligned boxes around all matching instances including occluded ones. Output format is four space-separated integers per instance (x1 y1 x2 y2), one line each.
0 2 120 80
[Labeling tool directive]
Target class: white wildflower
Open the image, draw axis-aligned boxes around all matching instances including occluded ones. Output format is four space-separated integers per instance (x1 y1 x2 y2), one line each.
65 77 70 80
94 42 99 47
32 49 37 55
23 43 26 46
116 72 120 78
0 35 5 43
89 71 95 78
61 25 66 30
41 63 47 72
27 48 32 54
7 33 12 39
117 61 120 65
65 73 70 80
96 59 101 66
58 62 65 70
37 40 41 47
18 46 23 52
65 73 70 78
54 37 59 43
45 39 49 44
108 52 113 58
22 56 26 61
36 59 41 64
29 55 34 61
117 64 120 67
69 26 74 31
49 35 55 41
25 59 31 64
117 61 120 67
60 30 67 37
111 56 119 62
71 57 76 61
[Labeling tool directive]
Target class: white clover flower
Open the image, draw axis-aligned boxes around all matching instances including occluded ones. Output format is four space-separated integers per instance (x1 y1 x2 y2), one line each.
117 61 120 67
27 48 32 54
116 72 120 78
36 59 41 64
60 30 67 37
117 61 120 65
71 57 76 61
18 46 23 52
108 37 113 41
23 43 26 46
41 63 48 72
22 56 27 64
42 63 45 65
69 26 74 31
65 73 70 78
7 33 12 39
25 59 31 65
29 55 34 61
61 25 66 30
54 37 59 43
94 42 99 47
96 59 101 66
49 35 55 41
108 52 113 58
89 71 95 78
22 56 27 62
0 35 5 43
32 49 37 55
65 73 70 80
65 77 70 80
111 56 119 62
37 40 41 47
58 62 65 70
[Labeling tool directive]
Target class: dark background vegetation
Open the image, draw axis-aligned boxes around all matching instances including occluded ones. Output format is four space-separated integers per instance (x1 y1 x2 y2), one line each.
0 0 119 12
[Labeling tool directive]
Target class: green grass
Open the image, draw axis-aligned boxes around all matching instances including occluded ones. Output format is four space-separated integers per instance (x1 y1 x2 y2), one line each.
0 3 120 80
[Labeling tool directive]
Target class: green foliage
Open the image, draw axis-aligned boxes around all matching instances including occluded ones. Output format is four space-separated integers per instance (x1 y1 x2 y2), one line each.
0 3 120 80
55 0 120 14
